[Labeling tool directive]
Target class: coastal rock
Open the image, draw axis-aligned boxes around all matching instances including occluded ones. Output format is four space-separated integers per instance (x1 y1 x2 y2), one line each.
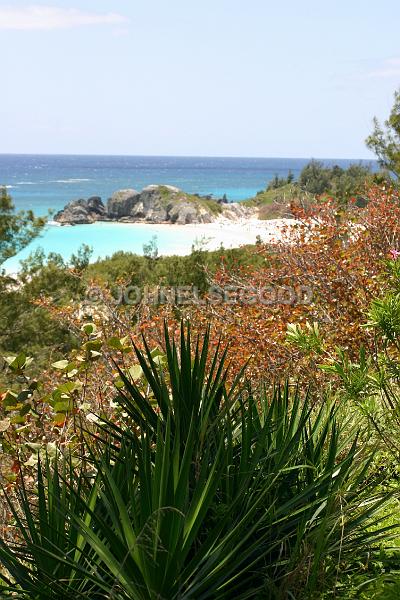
107 184 216 224
54 197 107 225
221 202 255 221
142 184 181 194
87 196 106 215
139 186 170 222
169 203 198 224
198 207 213 223
55 184 244 226
107 189 140 218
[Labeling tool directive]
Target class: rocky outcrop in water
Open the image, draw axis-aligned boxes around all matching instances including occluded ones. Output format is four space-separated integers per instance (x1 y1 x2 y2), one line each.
54 196 106 225
54 185 228 225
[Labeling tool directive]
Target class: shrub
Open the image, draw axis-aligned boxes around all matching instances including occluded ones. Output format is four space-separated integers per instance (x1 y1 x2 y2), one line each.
0 325 393 599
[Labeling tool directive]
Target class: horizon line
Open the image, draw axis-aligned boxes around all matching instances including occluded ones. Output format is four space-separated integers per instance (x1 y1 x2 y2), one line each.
0 152 376 162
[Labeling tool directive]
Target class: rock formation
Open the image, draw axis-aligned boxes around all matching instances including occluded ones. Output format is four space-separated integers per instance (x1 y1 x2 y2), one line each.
107 189 140 219
54 185 231 225
54 196 106 225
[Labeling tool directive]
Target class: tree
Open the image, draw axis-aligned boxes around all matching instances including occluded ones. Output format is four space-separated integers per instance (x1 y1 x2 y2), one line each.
0 189 48 369
266 171 295 191
366 88 400 179
298 160 371 203
143 234 159 261
0 187 46 267
298 159 330 195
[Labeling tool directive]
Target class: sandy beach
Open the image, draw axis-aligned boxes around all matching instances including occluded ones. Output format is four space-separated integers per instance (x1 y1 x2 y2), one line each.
82 216 299 256
184 216 298 251
4 217 299 273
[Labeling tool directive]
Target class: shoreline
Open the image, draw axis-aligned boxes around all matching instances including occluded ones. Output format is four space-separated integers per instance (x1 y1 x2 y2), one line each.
47 217 298 252
4 217 298 273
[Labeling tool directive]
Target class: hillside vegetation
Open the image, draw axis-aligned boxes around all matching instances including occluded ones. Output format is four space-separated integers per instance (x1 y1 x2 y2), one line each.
242 160 381 219
2 91 400 598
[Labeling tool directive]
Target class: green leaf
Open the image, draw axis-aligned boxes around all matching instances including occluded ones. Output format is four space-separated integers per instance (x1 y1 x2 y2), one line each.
128 365 143 380
81 323 97 335
4 353 33 372
51 360 70 370
53 400 74 413
19 403 32 417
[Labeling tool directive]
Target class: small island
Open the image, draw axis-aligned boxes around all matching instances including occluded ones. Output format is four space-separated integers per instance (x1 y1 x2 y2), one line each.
54 184 254 225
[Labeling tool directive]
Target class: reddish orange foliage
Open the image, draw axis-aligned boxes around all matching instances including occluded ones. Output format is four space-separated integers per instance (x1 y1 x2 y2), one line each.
130 186 400 381
34 185 400 385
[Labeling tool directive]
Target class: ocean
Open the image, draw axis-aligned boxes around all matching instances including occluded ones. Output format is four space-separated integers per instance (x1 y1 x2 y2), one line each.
1 154 374 271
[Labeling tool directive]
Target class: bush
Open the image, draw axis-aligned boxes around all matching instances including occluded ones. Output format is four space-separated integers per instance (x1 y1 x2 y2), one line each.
0 325 393 599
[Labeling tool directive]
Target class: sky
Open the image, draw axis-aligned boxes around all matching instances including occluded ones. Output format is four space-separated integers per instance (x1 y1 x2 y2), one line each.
1 0 400 158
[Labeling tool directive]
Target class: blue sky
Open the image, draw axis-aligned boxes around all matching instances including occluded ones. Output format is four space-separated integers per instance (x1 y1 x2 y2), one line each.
1 0 400 158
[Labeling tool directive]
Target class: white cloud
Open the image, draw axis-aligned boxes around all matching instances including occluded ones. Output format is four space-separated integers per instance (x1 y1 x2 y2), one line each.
367 57 400 79
0 5 129 31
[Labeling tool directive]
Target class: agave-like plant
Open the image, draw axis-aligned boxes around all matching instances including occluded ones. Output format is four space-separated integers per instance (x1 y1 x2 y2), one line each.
0 324 394 599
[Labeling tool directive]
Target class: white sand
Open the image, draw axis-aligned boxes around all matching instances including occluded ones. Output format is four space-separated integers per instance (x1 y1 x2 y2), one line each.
189 219 298 252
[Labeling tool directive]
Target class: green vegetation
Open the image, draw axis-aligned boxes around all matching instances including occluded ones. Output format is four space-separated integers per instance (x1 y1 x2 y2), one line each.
3 189 400 597
243 183 308 218
366 88 400 179
0 190 57 366
241 159 378 221
156 185 223 216
0 241 264 372
266 170 295 190
85 243 262 289
0 188 46 267
243 160 375 218
0 246 91 368
298 160 373 200
0 325 394 599
4 93 400 598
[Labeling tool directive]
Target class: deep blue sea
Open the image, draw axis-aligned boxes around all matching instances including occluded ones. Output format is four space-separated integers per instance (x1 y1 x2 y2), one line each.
0 154 375 271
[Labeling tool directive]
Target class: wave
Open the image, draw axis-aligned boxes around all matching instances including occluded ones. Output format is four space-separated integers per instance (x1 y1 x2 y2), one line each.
16 178 92 186
50 178 92 184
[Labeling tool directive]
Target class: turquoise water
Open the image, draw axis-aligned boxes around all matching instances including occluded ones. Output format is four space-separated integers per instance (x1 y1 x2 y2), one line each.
1 154 375 271
4 222 209 272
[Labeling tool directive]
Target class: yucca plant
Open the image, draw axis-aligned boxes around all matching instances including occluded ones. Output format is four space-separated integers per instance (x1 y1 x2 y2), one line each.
0 455 109 599
0 324 394 599
367 292 400 349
